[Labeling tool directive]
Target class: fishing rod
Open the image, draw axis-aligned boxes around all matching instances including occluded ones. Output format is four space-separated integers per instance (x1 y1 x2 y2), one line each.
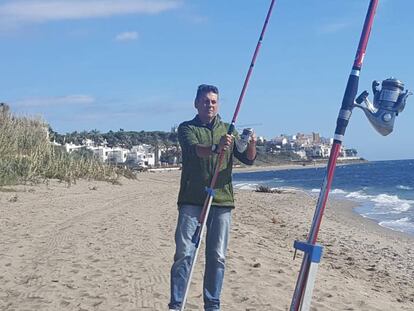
290 1 411 310
180 0 277 310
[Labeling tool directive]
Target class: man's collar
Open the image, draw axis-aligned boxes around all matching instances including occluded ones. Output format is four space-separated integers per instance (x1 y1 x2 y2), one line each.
194 114 221 128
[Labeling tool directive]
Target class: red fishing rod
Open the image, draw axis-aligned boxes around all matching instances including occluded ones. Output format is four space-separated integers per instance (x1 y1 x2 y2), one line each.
180 0 277 310
290 0 410 309
289 1 380 310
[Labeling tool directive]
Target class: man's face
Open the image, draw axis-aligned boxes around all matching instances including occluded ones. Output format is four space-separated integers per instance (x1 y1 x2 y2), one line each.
195 91 219 123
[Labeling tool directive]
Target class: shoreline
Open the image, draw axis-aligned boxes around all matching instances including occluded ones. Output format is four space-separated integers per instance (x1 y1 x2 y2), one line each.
232 183 414 310
233 158 367 173
237 184 414 240
233 162 414 239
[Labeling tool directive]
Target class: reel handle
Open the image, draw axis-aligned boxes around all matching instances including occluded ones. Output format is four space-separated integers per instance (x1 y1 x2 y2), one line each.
355 90 369 105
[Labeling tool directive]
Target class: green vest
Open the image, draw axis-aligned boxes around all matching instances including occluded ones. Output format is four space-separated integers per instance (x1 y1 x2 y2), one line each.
177 115 253 208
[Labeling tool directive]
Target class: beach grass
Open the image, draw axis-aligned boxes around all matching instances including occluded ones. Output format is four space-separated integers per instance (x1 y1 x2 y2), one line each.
0 110 135 186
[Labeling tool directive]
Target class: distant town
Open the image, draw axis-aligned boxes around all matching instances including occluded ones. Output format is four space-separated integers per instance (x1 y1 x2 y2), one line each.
50 126 361 169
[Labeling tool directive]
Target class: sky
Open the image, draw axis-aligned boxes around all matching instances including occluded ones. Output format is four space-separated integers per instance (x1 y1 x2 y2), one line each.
0 0 413 161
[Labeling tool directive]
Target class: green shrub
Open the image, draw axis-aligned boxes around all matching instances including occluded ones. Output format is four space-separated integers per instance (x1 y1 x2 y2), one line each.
0 111 134 186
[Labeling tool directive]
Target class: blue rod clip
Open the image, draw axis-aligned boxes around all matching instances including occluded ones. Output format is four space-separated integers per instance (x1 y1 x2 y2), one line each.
205 187 216 197
293 241 323 263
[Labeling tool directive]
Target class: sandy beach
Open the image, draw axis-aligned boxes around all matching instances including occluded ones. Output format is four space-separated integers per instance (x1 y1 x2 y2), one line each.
1 170 413 311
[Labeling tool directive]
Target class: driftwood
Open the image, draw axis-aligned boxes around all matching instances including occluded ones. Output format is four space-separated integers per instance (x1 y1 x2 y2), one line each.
255 185 284 194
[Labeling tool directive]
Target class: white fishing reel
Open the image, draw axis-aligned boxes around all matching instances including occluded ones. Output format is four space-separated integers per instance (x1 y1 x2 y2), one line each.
354 78 411 136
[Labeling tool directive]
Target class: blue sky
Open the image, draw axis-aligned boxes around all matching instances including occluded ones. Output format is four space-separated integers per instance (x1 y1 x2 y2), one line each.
0 0 413 161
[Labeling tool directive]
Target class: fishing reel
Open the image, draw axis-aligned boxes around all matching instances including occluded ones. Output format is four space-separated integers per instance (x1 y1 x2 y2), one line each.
354 78 411 136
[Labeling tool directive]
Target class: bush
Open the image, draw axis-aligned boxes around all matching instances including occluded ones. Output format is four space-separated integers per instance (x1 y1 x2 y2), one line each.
0 111 134 186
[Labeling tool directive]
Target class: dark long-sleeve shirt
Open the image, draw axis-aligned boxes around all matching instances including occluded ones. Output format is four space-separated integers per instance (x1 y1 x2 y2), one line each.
177 114 255 208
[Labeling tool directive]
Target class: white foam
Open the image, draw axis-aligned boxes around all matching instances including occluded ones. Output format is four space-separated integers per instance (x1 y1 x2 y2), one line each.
234 183 259 190
379 217 414 233
331 188 347 194
396 185 413 190
310 188 346 194
371 194 412 212
346 191 373 200
278 186 301 192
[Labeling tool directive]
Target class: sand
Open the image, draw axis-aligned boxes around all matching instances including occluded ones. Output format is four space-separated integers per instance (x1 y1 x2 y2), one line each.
0 170 413 311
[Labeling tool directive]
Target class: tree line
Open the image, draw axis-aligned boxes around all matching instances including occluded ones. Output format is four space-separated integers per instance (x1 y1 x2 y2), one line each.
49 128 179 149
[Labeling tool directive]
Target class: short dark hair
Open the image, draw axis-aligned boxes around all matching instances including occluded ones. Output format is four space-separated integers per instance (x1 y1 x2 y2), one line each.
195 84 219 102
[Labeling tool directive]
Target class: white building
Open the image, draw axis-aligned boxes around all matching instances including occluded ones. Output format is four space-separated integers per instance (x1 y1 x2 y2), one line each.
107 147 129 164
82 138 95 147
65 142 83 153
272 136 288 146
309 144 331 158
91 146 113 162
63 139 173 168
293 150 307 159
127 150 155 167
257 136 265 144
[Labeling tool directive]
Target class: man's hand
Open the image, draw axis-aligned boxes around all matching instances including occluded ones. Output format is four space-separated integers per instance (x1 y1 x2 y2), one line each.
249 131 257 144
217 134 233 153
246 130 257 161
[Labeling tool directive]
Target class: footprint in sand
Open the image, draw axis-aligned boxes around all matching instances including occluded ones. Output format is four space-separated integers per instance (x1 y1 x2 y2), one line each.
366 264 376 271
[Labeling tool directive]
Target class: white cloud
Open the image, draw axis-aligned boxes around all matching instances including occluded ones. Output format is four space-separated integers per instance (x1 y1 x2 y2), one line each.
115 31 139 42
13 95 95 107
0 0 181 27
317 22 350 35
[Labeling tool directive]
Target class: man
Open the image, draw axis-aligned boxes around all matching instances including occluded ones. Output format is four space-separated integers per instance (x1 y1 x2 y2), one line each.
168 84 256 311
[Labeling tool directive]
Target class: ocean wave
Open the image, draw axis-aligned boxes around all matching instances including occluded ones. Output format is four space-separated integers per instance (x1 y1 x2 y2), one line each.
396 185 413 190
234 183 259 190
346 191 373 200
278 186 302 192
379 217 414 234
371 194 413 212
331 188 347 194
309 188 347 195
346 191 412 214
310 188 348 195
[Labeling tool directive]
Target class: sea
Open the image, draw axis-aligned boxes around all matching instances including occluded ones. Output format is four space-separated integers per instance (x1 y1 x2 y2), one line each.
233 159 414 236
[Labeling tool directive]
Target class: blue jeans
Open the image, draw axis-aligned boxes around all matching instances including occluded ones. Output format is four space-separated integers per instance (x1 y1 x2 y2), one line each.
169 204 232 311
